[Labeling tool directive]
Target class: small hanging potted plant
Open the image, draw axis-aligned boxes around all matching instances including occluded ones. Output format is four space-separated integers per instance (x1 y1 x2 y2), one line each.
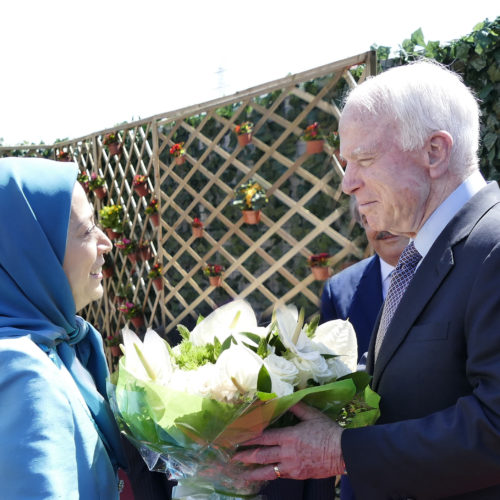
148 262 163 291
233 179 268 225
307 252 331 280
204 264 224 287
98 204 124 240
57 150 72 162
114 283 133 305
235 121 253 147
88 172 107 200
191 217 204 238
115 237 138 263
145 197 160 227
77 171 90 193
170 142 186 165
105 335 122 357
103 132 122 156
138 240 153 261
303 122 325 154
326 131 345 166
102 254 114 278
133 174 149 197
119 302 144 329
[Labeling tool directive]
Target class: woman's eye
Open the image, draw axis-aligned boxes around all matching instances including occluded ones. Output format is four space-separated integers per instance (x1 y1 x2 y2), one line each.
85 224 97 235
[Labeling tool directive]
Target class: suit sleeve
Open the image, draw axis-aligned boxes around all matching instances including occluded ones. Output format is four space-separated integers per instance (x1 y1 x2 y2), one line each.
320 279 341 323
342 243 500 499
0 340 80 499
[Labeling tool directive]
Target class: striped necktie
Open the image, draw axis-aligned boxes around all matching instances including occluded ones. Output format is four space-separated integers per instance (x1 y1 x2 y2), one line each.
375 242 422 359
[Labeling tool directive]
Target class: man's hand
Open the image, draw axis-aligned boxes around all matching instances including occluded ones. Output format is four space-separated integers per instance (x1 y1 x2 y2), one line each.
232 402 345 481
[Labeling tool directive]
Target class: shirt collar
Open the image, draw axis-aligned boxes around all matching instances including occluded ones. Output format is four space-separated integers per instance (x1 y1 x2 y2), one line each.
414 170 486 258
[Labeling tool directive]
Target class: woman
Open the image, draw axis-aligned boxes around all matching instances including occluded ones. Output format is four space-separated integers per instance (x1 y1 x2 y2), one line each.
0 157 126 498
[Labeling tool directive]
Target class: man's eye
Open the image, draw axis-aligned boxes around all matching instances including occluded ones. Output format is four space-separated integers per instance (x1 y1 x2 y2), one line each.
86 224 96 235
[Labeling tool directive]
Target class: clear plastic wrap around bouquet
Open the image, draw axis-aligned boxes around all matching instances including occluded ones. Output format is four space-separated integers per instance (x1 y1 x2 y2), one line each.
108 300 380 499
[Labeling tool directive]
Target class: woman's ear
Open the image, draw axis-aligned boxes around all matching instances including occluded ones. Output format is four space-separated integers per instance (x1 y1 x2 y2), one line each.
427 131 453 179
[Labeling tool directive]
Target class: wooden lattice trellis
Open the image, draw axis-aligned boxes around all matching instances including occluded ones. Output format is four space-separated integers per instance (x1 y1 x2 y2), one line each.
0 51 376 354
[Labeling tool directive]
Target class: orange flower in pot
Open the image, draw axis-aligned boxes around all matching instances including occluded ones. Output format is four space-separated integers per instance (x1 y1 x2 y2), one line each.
170 142 186 165
57 150 72 162
203 264 224 287
235 121 253 147
132 174 149 197
307 252 331 280
191 217 204 238
302 122 325 155
232 179 268 225
148 262 163 291
77 171 90 193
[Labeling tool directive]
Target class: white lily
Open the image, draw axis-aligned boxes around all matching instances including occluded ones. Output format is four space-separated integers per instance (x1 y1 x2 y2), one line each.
189 299 266 347
121 327 175 384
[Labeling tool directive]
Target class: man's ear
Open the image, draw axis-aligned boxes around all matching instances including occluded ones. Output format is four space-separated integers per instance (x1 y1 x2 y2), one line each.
427 131 453 179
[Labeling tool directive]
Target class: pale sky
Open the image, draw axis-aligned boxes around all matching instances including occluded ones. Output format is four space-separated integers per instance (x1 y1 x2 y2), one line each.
1 0 498 146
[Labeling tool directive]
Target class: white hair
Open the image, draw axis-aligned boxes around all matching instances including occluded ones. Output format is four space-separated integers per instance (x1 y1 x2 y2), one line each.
342 59 480 174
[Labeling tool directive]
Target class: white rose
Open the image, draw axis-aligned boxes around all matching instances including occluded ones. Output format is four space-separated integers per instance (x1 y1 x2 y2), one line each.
263 354 297 396
289 351 333 389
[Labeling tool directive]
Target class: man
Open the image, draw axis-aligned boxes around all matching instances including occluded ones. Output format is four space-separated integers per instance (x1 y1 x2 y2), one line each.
234 60 500 499
321 199 409 361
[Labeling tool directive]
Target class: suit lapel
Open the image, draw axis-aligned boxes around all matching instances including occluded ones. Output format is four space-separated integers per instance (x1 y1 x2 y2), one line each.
370 182 500 389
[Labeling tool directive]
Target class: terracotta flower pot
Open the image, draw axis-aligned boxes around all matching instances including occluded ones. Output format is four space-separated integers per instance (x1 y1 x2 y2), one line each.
93 186 107 200
242 209 261 225
127 252 138 263
110 345 121 357
150 213 160 227
306 140 324 155
105 228 122 240
311 266 330 280
192 226 203 238
237 133 252 147
140 247 152 261
209 275 222 287
134 184 149 197
175 155 186 165
102 267 113 278
152 277 163 291
130 315 144 329
108 143 121 156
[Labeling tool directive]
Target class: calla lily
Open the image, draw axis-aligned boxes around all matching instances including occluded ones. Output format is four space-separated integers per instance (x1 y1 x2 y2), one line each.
121 327 174 384
189 299 264 346
312 320 358 377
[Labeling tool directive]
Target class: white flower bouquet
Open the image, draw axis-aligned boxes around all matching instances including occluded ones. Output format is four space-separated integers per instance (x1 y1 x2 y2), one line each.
108 300 380 499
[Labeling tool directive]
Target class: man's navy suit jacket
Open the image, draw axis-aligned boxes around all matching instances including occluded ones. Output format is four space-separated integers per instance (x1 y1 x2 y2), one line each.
342 182 500 499
321 254 383 360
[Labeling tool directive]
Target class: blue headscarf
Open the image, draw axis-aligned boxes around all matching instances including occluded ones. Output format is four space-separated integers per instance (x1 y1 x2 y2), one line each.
0 157 126 469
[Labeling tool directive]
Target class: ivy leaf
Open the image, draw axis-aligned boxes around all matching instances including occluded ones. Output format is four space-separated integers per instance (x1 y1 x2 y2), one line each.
483 132 498 152
411 28 426 48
